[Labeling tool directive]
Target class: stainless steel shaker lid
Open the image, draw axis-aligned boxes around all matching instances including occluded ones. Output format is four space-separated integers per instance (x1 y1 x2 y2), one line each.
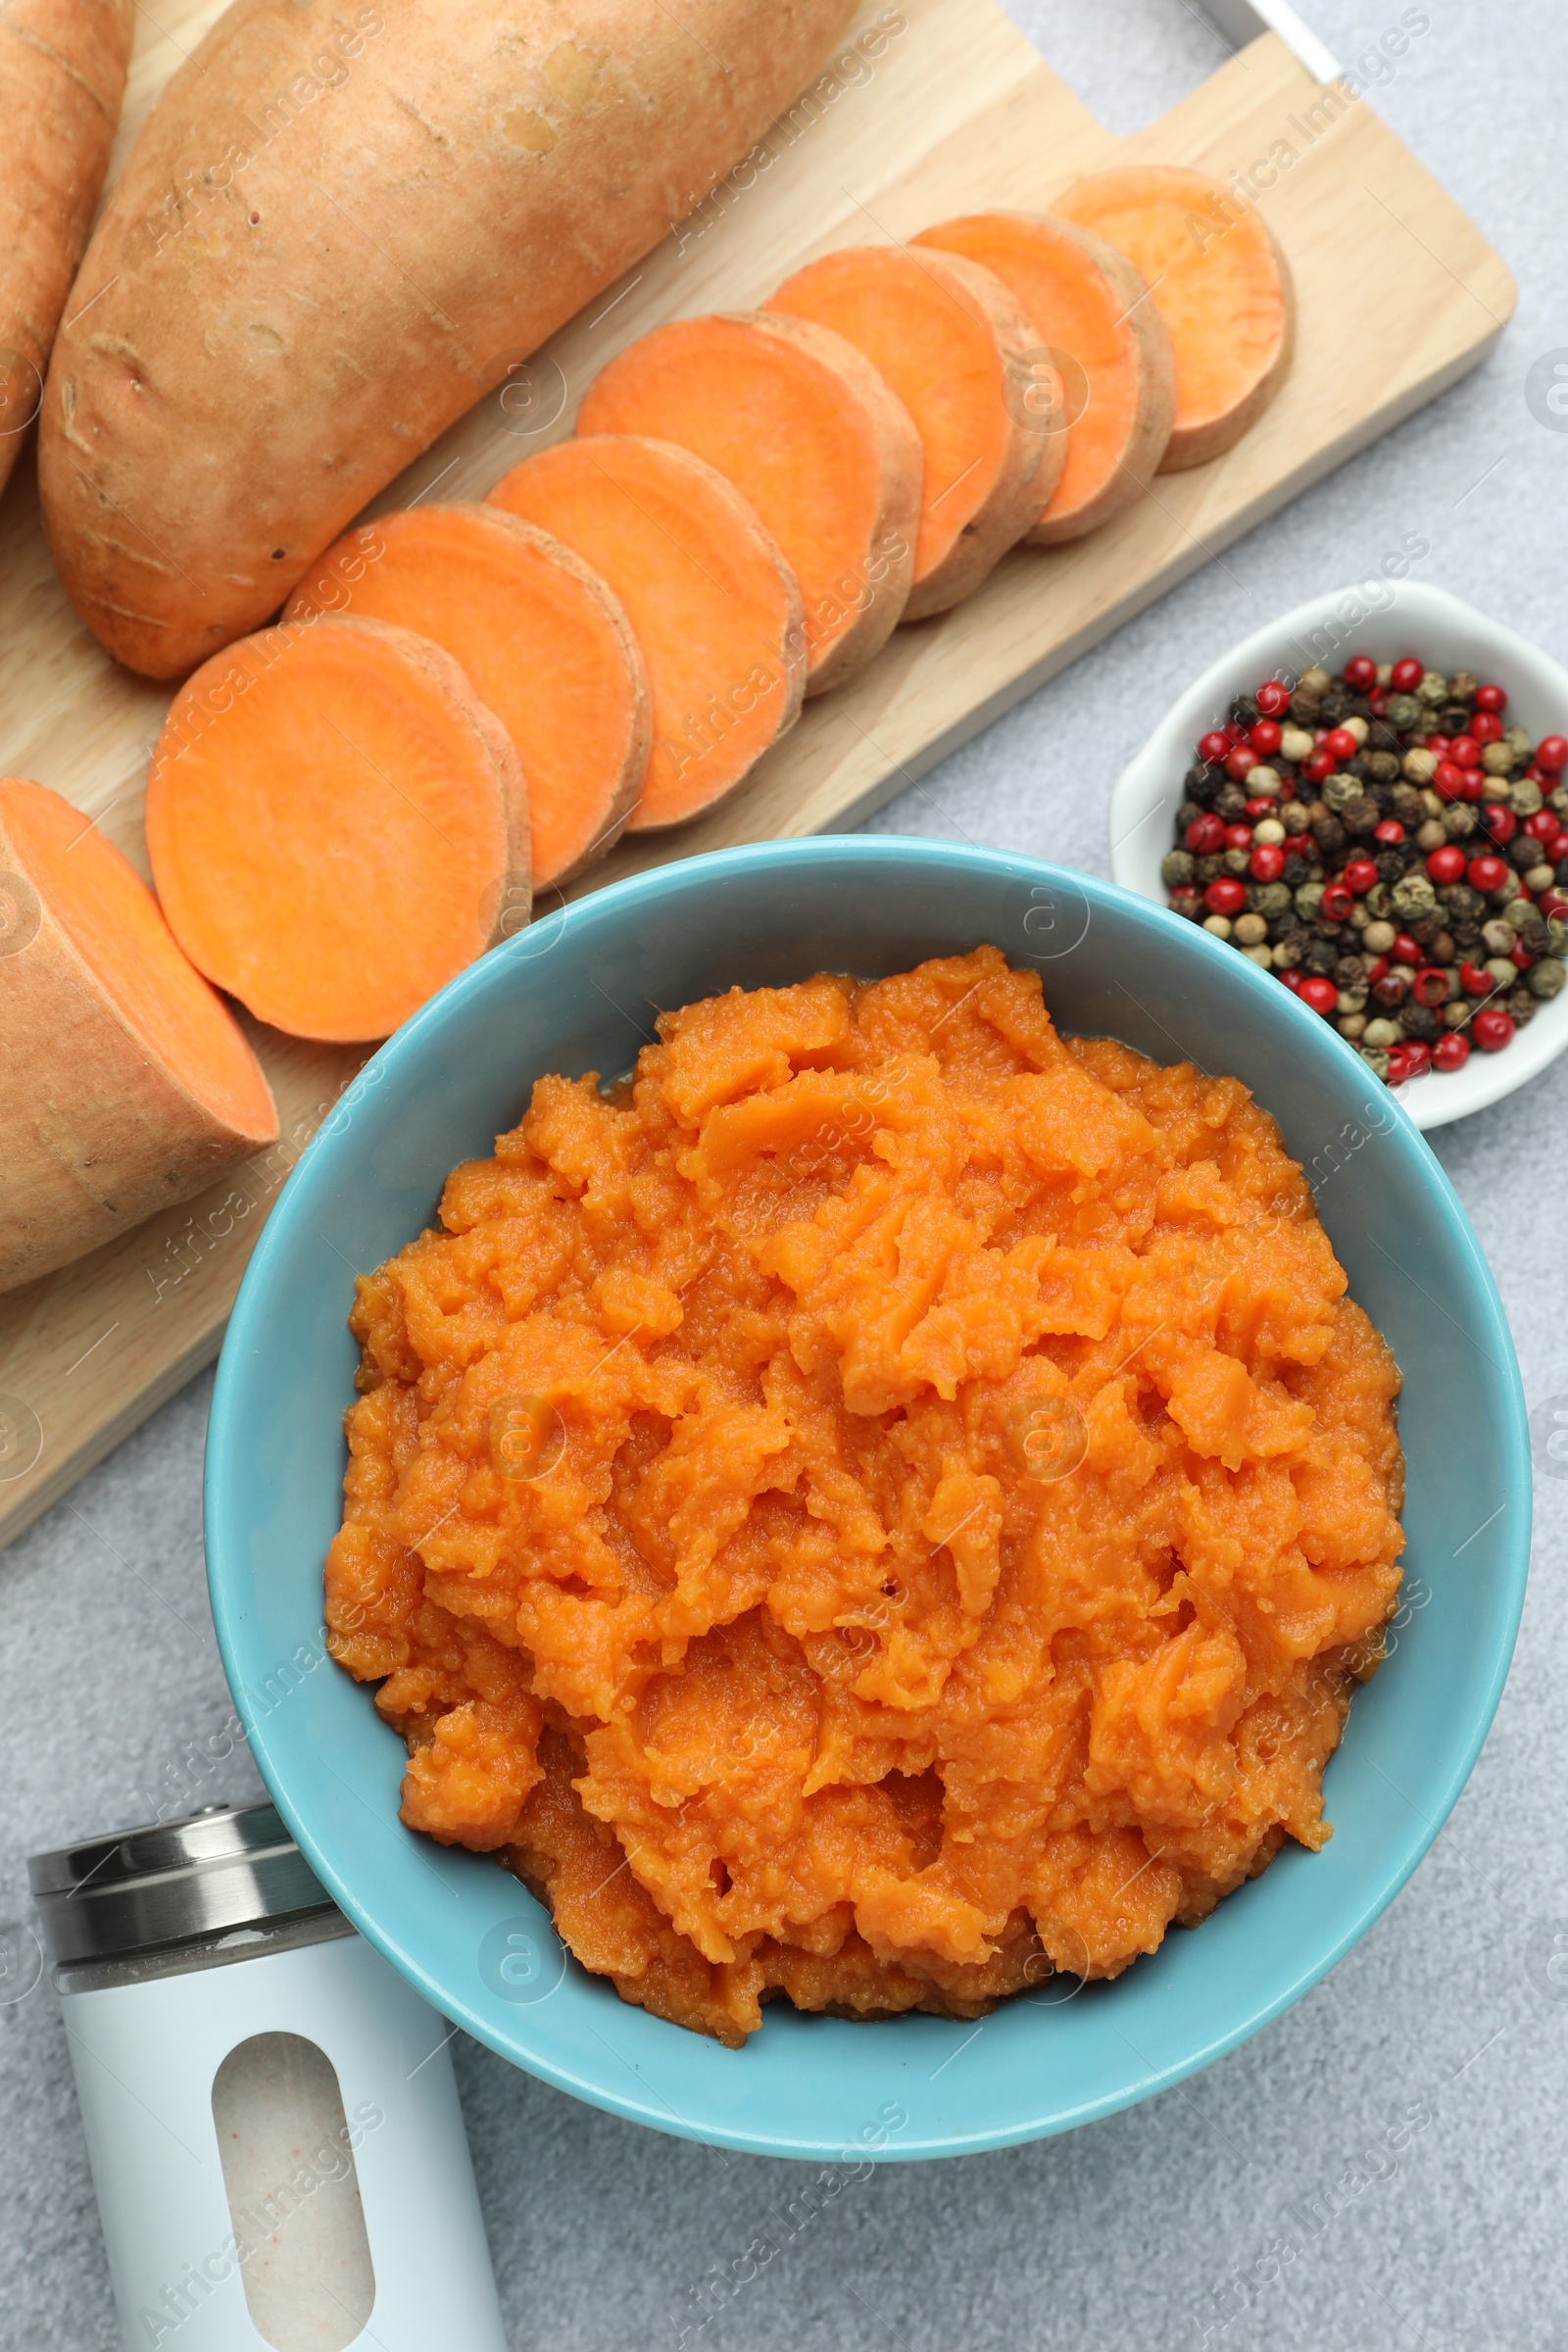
28 1802 338 1966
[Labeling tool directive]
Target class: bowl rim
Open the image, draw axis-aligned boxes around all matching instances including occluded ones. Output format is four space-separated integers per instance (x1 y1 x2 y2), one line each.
207 834 1532 2159
1105 578 1568 1133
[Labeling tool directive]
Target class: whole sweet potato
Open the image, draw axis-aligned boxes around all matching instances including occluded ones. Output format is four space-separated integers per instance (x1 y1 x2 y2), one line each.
40 0 856 678
0 0 133 503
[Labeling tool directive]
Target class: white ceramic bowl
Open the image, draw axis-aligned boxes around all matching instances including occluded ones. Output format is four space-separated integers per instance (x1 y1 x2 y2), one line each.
1107 581 1568 1131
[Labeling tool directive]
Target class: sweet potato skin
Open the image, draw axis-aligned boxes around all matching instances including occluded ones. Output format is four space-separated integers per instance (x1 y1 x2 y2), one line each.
39 0 858 679
0 0 134 504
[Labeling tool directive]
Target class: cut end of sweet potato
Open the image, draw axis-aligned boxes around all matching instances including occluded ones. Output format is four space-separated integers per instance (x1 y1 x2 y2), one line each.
574 311 918 694
147 615 528 1044
913 212 1177 544
286 508 650 890
489 434 805 829
1052 167 1294 472
767 242 1055 618
0 774 277 1292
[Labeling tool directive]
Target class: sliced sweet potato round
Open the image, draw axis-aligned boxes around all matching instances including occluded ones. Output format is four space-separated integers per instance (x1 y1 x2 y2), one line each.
767 241 1059 616
1052 166 1294 472
0 775 278 1292
286 508 650 891
146 615 529 1044
913 211 1177 543
489 434 805 829
575 311 920 694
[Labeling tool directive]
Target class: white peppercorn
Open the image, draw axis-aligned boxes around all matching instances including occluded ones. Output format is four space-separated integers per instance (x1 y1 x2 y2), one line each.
1480 741 1514 776
1481 917 1517 956
1415 819 1446 853
1484 956 1518 990
1242 943 1274 968
1247 764 1282 797
1280 725 1314 762
1203 914 1233 939
1525 862 1556 894
1282 803 1312 835
1362 919 1396 954
1338 1012 1368 1041
1253 817 1286 846
1363 1017 1403 1049
1234 911 1268 945
1401 747 1438 784
1298 667 1330 694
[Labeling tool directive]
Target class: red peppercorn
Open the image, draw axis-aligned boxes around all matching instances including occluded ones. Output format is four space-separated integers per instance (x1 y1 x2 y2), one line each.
1244 796 1275 818
1249 718 1282 755
1365 956 1390 984
1298 975 1338 1016
1253 680 1291 717
1199 730 1230 763
1449 734 1482 768
1344 655 1378 692
1433 760 1467 801
1224 822 1254 852
1204 876 1246 915
1467 855 1510 894
1320 880 1355 922
1398 1041 1433 1079
1459 961 1494 996
1390 657 1424 692
1391 933 1422 965
1472 1007 1515 1052
1185 814 1224 854
1277 966 1302 992
1460 769 1487 803
1250 842 1286 882
1538 736 1568 772
1523 809 1559 842
1411 966 1450 1006
1323 725 1358 763
1543 890 1568 921
1482 804 1516 844
1473 683 1506 714
1510 943 1535 969
1427 734 1450 753
1343 856 1380 894
1374 818 1406 846
1426 844 1467 885
1472 710 1503 743
1433 1032 1471 1072
1226 745 1258 782
1301 750 1334 785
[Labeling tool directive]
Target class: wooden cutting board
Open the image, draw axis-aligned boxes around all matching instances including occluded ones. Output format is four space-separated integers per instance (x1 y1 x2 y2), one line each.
0 0 1514 1550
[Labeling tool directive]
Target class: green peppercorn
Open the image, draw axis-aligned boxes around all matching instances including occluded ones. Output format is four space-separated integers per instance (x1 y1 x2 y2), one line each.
1359 1045 1392 1080
1417 670 1447 705
1508 777 1544 816
1161 850 1196 887
1385 694 1422 731
1528 957 1566 1000
1443 802 1479 841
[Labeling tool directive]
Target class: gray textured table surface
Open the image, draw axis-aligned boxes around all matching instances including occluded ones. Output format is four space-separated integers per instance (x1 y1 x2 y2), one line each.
4 3 1566 2346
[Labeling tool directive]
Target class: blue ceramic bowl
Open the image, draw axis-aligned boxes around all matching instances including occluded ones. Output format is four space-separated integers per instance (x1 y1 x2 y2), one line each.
207 839 1530 2161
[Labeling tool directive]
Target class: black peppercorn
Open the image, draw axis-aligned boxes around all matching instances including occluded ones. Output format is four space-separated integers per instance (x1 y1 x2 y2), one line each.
1185 762 1223 803
1399 1002 1440 1043
1368 752 1402 784
1429 929 1457 965
1333 954 1367 989
1368 721 1401 754
1375 851 1407 886
1195 855 1224 885
1289 691 1321 727
1407 910 1445 946
1446 884 1485 924
1268 911 1302 944
1318 685 1350 724
1229 696 1260 728
1214 785 1248 821
1177 800 1205 832
1300 937 1338 977
1282 854 1312 889
1508 836 1539 871
1343 798 1380 836
1438 703 1471 735
1391 786 1426 828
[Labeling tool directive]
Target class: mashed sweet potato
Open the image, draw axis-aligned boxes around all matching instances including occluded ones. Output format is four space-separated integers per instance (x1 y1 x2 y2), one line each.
325 948 1404 2044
